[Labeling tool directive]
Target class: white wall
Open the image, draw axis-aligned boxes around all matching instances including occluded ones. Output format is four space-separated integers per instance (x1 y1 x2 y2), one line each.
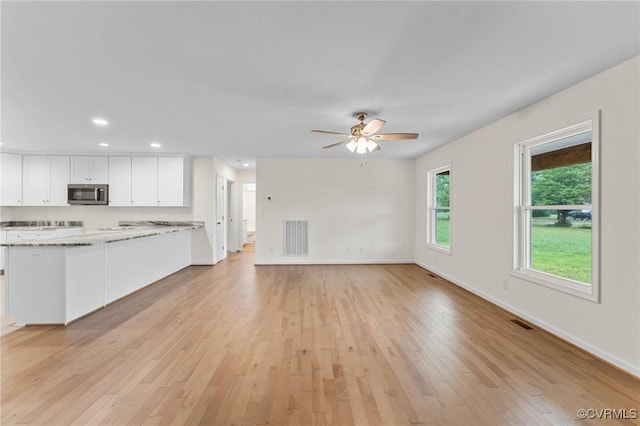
191 157 216 264
236 169 256 183
414 56 640 376
255 158 415 264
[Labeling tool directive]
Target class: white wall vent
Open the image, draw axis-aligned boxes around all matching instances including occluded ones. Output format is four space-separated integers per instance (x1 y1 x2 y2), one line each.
283 220 308 256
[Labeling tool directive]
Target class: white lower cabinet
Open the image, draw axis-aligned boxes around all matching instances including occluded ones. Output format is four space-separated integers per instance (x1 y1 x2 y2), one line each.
1 228 82 274
66 246 105 321
6 229 192 325
105 231 191 303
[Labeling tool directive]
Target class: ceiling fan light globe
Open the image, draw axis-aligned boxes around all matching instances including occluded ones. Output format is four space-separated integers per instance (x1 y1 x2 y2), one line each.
356 137 368 154
346 140 357 152
366 140 378 152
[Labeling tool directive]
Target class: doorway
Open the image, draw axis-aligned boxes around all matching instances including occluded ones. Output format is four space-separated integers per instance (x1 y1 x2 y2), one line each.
242 183 256 247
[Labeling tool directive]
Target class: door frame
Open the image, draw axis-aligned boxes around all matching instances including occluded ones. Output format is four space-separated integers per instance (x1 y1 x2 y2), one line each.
215 174 226 263
227 179 241 252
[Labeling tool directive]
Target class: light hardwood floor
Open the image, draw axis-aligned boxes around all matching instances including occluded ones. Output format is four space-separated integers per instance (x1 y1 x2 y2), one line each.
1 246 638 425
0 275 21 336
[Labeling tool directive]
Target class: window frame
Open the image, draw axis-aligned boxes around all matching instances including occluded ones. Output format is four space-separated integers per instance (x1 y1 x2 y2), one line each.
427 164 452 255
513 113 600 302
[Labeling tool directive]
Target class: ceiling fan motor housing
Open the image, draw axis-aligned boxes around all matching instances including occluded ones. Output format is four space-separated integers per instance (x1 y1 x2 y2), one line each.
351 123 365 136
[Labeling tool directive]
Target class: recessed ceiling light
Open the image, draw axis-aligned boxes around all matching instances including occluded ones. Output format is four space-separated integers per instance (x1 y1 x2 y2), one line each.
98 142 109 147
243 163 249 167
92 118 109 126
150 142 161 148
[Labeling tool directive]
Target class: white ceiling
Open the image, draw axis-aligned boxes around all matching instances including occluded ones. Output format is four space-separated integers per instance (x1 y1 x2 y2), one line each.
2 1 639 169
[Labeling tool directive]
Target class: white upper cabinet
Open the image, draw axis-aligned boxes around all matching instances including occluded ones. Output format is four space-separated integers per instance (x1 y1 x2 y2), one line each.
108 156 132 206
131 157 158 207
10 154 189 208
22 155 70 206
0 153 23 206
49 156 70 205
157 157 190 207
22 156 48 205
70 156 108 184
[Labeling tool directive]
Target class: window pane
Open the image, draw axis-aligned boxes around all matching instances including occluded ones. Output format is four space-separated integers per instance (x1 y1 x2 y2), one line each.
435 172 450 208
531 143 591 206
435 208 450 247
529 209 591 284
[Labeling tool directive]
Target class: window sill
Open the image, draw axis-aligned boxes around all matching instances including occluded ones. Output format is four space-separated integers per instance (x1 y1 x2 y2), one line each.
511 269 599 303
427 244 451 256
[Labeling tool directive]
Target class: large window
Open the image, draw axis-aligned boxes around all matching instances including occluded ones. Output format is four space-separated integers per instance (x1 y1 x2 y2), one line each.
427 165 451 253
514 116 599 302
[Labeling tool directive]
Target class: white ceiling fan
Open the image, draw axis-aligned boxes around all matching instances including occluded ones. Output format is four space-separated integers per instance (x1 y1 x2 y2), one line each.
312 112 419 154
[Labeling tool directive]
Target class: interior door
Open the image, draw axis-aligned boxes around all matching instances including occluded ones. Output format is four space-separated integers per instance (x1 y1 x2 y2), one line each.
216 175 226 262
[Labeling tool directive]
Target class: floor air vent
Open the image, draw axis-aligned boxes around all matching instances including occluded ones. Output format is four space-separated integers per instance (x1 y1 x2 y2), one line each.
284 220 308 256
510 319 534 330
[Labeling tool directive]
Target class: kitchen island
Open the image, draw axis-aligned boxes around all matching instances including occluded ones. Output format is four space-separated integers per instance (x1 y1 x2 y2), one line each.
2 221 204 325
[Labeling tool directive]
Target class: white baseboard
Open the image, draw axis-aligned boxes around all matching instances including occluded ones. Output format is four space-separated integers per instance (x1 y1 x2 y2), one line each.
414 261 640 379
254 259 414 265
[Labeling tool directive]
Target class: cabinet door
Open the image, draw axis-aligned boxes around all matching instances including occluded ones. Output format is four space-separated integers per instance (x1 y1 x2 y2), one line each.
0 153 23 206
131 157 157 207
90 157 109 183
108 156 132 206
71 156 108 183
22 156 49 206
70 156 92 183
157 157 185 206
48 156 70 206
22 156 69 206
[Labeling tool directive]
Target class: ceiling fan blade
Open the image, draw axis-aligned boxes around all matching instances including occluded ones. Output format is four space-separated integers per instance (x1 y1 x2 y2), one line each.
371 133 419 140
322 139 351 149
361 118 386 136
311 130 351 137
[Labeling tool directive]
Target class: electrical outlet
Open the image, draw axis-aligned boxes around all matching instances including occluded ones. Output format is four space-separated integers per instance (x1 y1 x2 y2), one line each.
359 247 363 254
345 247 350 254
269 247 274 254
503 279 509 290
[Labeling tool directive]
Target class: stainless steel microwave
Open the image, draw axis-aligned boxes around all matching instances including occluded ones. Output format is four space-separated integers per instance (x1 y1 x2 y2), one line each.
67 184 109 205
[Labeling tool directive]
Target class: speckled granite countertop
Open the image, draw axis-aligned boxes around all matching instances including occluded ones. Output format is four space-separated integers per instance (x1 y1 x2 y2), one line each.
1 221 204 247
0 221 84 231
